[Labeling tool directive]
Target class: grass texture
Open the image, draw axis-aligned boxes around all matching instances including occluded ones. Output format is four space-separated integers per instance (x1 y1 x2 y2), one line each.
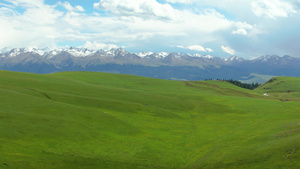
0 70 299 168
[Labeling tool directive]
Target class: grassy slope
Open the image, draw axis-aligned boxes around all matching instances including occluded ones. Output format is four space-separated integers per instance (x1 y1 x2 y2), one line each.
0 71 299 169
255 76 300 101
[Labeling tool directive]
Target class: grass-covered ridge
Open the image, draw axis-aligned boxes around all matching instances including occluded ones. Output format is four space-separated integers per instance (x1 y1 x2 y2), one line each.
0 70 299 169
255 76 300 101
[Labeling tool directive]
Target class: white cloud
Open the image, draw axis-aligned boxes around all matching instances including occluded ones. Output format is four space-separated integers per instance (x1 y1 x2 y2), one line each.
176 45 214 52
251 0 297 19
94 0 177 20
0 0 93 49
3 0 44 8
232 28 247 35
176 45 185 48
232 21 254 35
235 21 253 30
0 0 243 50
166 0 193 4
206 48 214 52
82 41 119 50
0 3 14 8
58 2 85 12
221 46 236 55
93 0 233 33
188 45 206 52
0 0 63 48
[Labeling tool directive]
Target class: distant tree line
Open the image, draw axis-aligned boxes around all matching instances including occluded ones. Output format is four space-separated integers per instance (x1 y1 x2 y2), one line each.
205 78 261 90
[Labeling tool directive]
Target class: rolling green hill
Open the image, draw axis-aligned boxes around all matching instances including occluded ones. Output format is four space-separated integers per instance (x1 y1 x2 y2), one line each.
0 70 299 169
255 76 300 101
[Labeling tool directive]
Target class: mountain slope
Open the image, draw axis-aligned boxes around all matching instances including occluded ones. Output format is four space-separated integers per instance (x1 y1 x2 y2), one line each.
0 71 299 168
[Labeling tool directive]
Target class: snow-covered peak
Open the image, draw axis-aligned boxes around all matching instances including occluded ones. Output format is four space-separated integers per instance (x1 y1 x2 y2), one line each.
24 47 48 56
136 51 154 58
154 52 168 58
65 47 96 57
203 55 214 59
192 53 202 58
114 48 127 54
46 49 63 58
266 55 280 59
226 56 244 62
1 47 55 57
114 47 126 53
106 48 128 56
201 55 214 59
8 48 21 57
230 56 238 61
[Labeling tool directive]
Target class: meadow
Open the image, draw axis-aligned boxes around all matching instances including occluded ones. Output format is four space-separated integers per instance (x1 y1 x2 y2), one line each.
0 70 299 168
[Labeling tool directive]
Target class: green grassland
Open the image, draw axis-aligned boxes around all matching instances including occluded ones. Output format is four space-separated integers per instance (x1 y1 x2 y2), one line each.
255 76 300 101
0 70 299 169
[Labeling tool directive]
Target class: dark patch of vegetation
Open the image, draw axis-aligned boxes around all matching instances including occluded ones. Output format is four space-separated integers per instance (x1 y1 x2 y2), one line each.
266 77 277 83
205 78 260 90
224 79 260 90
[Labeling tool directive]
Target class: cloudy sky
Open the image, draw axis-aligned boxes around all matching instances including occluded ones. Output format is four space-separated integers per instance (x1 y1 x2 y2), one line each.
1 0 300 58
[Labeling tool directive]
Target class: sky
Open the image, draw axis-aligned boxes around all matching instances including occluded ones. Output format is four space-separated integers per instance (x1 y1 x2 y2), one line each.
0 0 300 58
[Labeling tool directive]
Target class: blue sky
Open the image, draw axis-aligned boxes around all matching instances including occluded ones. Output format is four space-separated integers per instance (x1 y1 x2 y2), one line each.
0 0 300 58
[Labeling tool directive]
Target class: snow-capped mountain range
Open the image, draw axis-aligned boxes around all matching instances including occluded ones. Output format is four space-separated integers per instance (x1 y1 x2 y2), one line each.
0 47 300 81
1 47 240 60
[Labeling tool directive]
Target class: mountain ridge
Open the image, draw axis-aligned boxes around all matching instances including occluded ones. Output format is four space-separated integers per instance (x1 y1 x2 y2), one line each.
2 47 298 63
1 47 300 82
